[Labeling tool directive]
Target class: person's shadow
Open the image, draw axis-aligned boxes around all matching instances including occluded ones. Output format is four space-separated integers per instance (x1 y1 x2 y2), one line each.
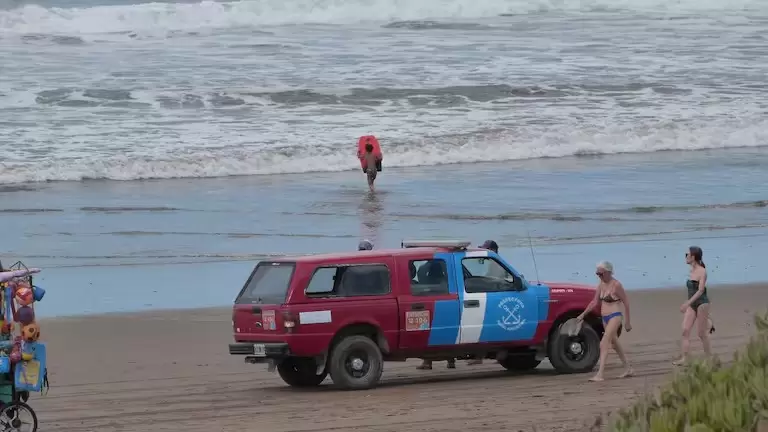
358 190 384 244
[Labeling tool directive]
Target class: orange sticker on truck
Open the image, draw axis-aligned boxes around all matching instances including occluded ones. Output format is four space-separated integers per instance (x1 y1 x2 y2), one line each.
262 310 277 330
405 310 431 331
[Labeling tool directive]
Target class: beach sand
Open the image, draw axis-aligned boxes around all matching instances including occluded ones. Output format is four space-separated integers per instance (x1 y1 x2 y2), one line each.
34 283 765 432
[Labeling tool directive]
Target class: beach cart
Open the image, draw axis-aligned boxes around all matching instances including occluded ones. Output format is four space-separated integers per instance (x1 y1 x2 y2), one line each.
0 261 49 432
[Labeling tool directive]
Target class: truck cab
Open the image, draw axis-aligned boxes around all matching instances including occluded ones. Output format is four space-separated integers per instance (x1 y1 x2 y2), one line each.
229 240 605 390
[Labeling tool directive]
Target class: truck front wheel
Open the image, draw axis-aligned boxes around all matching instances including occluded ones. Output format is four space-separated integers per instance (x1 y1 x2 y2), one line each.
277 357 327 387
547 323 600 373
328 335 384 390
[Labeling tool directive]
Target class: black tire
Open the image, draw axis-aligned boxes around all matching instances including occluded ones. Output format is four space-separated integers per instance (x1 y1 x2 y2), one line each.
498 354 542 371
548 323 600 373
328 335 384 390
0 401 38 432
277 357 327 387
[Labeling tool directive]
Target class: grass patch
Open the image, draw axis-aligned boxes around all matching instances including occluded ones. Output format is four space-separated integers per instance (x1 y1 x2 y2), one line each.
608 310 768 431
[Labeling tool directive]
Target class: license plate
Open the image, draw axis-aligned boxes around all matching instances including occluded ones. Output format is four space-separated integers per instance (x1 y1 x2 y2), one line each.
253 343 266 357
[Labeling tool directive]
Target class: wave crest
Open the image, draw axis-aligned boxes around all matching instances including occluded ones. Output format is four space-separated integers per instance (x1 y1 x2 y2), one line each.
1 117 766 184
1 0 766 36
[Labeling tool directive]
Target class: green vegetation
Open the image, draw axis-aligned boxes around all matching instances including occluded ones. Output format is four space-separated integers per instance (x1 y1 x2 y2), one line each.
610 311 768 432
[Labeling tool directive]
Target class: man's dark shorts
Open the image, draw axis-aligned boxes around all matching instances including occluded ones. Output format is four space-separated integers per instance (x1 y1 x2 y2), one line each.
367 168 377 181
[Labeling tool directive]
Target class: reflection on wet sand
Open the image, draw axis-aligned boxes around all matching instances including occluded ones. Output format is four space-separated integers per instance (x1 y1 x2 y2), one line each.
358 190 384 246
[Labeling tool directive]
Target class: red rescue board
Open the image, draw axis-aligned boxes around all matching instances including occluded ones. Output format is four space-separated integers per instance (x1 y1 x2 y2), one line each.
357 135 383 172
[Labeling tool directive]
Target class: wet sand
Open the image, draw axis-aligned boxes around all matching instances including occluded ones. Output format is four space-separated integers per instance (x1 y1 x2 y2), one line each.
34 283 765 432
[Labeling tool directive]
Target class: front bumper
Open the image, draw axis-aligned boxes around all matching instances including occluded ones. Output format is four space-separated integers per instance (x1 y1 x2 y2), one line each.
229 342 291 363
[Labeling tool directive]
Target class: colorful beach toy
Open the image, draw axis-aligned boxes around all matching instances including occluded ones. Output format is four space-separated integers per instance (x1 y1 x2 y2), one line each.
0 261 46 432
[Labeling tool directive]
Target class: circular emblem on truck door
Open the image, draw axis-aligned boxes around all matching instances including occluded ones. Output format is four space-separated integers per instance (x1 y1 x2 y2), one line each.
497 297 526 331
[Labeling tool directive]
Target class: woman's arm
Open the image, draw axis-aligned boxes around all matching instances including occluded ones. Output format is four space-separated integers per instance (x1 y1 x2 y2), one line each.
0 268 41 283
577 287 600 320
684 269 707 307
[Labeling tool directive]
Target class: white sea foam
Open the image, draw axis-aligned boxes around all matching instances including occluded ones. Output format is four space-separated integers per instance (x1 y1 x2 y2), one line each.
1 0 767 36
1 116 766 184
1 0 767 184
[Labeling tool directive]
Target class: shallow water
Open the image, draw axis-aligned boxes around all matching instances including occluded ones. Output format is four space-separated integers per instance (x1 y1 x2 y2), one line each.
2 148 765 316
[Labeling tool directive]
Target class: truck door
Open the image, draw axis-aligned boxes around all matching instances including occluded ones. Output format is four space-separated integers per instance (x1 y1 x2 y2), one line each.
455 250 539 345
398 253 460 350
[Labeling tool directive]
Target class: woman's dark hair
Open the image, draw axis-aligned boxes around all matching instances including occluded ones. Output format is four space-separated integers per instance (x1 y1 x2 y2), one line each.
689 246 705 268
365 143 373 152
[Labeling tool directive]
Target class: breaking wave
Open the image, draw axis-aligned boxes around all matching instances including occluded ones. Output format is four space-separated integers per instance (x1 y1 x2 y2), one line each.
1 0 767 36
1 116 767 184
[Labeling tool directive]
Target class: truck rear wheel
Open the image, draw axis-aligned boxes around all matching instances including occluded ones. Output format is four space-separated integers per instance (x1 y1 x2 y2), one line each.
328 335 383 390
499 354 541 371
548 323 600 373
277 357 327 387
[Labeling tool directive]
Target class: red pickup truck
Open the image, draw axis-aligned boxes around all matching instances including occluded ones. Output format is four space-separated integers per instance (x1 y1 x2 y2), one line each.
229 240 605 390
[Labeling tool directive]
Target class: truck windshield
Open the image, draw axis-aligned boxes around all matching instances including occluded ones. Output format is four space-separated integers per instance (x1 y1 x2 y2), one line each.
235 262 295 305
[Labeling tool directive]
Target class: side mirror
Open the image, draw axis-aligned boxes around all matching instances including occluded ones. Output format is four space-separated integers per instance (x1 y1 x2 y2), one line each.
510 277 524 291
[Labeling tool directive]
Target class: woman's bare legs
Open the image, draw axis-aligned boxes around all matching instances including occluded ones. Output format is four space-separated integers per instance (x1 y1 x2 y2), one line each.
674 307 697 365
590 317 622 382
611 334 633 378
696 304 712 358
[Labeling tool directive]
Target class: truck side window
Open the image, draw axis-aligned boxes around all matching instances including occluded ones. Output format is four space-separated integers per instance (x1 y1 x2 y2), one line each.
305 265 391 297
305 267 338 295
461 257 520 293
409 259 449 296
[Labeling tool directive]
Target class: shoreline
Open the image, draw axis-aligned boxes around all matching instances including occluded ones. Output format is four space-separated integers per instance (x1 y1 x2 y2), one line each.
6 147 767 318
1 146 765 188
36 281 764 321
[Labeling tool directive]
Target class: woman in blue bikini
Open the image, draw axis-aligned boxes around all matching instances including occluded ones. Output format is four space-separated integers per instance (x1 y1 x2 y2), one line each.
577 261 633 382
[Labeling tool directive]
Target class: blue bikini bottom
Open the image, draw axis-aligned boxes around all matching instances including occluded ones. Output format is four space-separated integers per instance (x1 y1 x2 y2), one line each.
602 311 623 326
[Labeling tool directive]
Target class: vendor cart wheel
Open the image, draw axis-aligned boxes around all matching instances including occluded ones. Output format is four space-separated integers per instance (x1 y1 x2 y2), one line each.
0 401 38 432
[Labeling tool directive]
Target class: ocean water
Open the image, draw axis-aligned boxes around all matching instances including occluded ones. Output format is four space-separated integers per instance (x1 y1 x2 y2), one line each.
1 0 767 316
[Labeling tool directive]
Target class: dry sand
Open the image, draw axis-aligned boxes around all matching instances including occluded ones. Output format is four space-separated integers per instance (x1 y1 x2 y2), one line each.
34 283 766 432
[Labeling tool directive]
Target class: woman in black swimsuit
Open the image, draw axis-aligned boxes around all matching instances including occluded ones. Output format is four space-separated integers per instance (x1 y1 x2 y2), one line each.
673 246 713 365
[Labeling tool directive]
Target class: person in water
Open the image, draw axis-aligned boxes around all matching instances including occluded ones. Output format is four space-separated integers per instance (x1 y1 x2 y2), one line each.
577 261 633 382
362 143 380 192
673 246 714 365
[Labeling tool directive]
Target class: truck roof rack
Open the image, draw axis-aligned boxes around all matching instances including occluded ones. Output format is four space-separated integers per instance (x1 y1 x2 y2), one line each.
401 240 472 250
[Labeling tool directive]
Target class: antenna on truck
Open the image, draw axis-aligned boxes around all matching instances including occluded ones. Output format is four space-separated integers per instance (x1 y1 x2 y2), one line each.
527 231 541 286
